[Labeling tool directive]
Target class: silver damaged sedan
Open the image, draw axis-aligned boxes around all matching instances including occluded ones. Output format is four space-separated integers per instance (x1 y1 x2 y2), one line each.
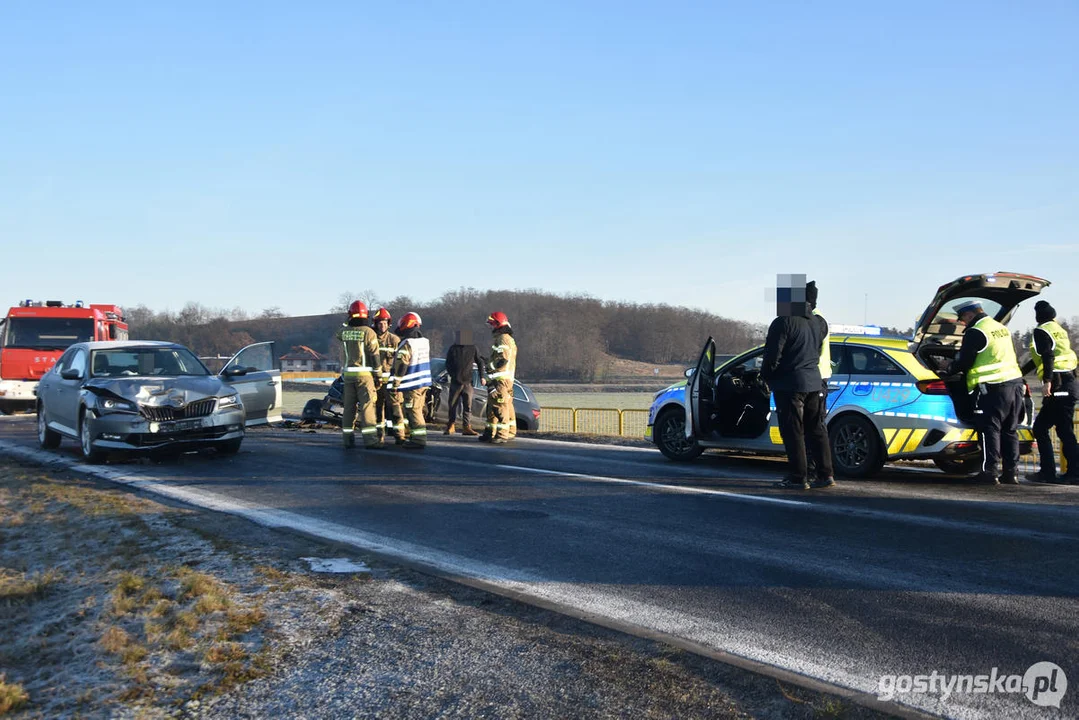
35 341 282 462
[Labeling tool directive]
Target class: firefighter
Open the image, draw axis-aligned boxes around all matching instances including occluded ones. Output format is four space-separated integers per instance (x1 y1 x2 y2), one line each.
481 311 517 444
1021 300 1079 483
948 300 1025 485
333 301 382 449
391 312 431 449
372 307 405 444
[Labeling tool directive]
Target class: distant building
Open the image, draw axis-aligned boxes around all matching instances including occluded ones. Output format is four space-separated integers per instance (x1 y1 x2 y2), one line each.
279 345 339 373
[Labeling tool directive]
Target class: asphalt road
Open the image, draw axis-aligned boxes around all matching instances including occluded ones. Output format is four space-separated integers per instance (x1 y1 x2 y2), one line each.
2 415 1078 720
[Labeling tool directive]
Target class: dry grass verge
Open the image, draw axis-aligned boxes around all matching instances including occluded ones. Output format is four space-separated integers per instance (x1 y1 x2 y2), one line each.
0 676 29 715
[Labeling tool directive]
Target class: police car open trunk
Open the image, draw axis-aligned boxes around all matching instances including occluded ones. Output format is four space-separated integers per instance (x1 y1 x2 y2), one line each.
909 272 1048 423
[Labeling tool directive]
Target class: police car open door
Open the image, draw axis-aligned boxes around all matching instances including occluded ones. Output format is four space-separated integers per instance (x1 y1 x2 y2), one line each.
687 337 717 439
220 342 283 426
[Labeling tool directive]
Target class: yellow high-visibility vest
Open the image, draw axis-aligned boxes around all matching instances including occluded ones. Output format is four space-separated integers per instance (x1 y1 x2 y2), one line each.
966 316 1022 391
1030 320 1077 376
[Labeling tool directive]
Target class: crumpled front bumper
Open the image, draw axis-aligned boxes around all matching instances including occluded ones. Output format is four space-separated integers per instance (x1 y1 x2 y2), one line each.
87 406 246 451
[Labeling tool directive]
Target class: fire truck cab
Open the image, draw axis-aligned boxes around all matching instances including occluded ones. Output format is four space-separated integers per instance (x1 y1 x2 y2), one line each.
0 300 129 414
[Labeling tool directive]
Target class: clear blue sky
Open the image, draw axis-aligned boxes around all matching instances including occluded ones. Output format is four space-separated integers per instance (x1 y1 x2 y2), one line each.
2 1 1077 332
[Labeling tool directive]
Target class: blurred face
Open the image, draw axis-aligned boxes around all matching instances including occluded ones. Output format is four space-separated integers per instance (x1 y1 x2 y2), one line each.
376 319 389 333
958 310 976 326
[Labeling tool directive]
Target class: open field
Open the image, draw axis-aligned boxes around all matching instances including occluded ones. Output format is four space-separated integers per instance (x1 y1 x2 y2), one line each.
281 389 657 418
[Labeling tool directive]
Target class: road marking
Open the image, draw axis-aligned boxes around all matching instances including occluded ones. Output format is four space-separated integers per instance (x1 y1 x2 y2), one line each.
492 463 812 507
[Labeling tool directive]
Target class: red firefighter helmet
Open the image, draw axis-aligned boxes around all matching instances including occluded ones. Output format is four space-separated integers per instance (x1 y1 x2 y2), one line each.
347 300 368 319
486 311 510 330
396 312 421 332
373 307 392 323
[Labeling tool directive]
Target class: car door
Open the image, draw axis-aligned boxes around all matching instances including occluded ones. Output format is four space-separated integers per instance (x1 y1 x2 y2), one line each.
53 347 88 434
824 342 850 412
220 342 282 426
471 367 488 417
687 337 717 438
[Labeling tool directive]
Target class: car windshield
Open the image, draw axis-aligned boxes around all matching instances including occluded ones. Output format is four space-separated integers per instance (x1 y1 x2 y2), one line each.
2 317 94 350
90 347 210 377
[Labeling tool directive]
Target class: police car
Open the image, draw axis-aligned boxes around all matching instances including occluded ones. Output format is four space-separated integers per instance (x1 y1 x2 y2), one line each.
646 273 1044 477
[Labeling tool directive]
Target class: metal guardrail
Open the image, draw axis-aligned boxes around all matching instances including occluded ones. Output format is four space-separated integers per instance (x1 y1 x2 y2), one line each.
541 407 650 437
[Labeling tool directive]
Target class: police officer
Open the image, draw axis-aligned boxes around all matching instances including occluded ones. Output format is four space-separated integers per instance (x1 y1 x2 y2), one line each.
372 307 404 444
481 311 517 444
1021 300 1079 483
333 301 382 449
805 281 836 488
948 300 1025 485
391 312 432 449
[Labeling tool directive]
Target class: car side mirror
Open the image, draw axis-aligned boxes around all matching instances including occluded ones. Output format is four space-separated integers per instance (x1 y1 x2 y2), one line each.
222 366 248 377
684 368 695 378
61 368 82 380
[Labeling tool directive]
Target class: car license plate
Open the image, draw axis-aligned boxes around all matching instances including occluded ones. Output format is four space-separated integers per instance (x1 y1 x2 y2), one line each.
161 418 204 433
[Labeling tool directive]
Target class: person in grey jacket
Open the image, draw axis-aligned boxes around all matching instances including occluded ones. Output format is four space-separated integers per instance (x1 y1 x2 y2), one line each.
760 276 832 489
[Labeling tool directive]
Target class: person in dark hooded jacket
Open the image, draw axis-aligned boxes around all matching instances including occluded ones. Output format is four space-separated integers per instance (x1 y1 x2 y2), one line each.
761 278 832 489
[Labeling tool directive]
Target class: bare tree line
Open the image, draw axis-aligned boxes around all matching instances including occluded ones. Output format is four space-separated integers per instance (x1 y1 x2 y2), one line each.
126 290 766 380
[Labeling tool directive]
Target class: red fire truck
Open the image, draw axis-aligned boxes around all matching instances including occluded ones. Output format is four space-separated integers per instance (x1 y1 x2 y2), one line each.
0 300 128 414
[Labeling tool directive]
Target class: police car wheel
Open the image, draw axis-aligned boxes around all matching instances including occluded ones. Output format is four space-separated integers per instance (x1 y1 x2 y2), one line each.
829 414 883 478
655 407 704 461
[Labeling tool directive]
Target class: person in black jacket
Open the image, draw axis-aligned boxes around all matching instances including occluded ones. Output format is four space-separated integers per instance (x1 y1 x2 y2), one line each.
760 275 832 490
443 328 487 435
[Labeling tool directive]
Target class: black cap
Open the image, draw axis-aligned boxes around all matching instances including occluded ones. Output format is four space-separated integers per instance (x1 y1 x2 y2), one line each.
1035 300 1056 322
806 281 818 305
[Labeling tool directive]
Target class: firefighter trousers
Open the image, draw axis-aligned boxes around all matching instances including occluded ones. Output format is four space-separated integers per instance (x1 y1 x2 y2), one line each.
485 379 516 441
376 383 404 440
342 374 380 448
401 388 428 446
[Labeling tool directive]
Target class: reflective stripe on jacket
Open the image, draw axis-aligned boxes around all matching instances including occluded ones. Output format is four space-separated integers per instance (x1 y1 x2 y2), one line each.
488 333 517 381
396 338 432 390
336 325 378 377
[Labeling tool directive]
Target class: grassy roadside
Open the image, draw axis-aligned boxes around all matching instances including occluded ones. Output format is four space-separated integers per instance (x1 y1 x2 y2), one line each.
0 455 891 719
0 458 325 717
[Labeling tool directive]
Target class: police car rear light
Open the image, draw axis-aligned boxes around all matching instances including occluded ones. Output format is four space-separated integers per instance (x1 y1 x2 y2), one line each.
916 380 949 395
532 409 541 419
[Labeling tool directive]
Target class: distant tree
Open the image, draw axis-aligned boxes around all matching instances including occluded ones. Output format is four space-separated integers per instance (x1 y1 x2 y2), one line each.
331 290 381 313
259 306 285 319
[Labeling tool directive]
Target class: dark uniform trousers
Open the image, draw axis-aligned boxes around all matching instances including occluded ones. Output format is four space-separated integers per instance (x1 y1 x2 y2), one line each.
774 390 832 482
974 379 1025 477
1033 371 1079 475
447 381 474 430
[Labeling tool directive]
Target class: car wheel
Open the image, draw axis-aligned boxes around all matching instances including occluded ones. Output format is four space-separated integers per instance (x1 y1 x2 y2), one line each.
37 403 61 449
79 408 106 463
829 414 883 478
301 399 324 422
654 407 704 461
933 457 981 475
216 438 243 455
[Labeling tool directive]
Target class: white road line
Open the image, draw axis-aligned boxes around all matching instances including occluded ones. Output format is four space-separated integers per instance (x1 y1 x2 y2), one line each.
493 463 812 507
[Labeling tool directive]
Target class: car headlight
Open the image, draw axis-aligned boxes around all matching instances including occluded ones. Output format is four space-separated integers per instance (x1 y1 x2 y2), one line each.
99 396 138 413
218 394 241 408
